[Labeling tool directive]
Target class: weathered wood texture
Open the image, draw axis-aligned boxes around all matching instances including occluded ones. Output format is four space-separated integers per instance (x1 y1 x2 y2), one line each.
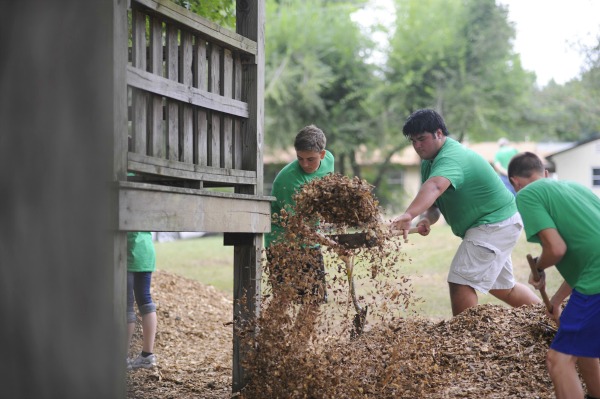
0 1 126 398
128 0 259 192
233 0 266 392
119 182 271 233
123 1 268 394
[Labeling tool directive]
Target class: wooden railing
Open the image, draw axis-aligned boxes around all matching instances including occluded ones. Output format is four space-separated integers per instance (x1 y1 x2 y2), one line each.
127 0 259 191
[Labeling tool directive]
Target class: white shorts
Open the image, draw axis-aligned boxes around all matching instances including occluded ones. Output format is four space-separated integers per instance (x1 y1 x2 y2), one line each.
447 213 522 294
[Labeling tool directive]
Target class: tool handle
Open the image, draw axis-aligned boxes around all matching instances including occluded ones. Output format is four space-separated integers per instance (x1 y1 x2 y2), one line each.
390 226 420 235
527 254 553 313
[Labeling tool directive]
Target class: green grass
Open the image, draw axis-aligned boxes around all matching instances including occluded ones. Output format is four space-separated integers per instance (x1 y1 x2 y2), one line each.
155 226 562 320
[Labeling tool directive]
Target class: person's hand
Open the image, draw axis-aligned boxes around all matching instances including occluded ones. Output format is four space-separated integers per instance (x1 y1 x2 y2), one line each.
415 218 431 236
390 213 413 241
548 300 562 326
528 268 546 290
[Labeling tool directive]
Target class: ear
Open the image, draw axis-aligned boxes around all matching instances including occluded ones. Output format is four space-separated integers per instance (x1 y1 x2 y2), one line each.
544 169 549 177
319 150 326 159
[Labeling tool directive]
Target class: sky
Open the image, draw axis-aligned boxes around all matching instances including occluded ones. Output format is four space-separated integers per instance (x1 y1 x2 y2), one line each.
355 0 600 87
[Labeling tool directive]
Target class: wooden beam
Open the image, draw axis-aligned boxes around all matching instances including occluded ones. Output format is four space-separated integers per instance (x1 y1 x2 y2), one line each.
133 0 258 56
118 182 271 233
127 65 249 118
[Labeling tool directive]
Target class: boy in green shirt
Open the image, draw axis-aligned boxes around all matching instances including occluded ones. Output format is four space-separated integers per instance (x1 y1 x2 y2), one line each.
391 109 540 316
265 125 334 302
508 151 600 399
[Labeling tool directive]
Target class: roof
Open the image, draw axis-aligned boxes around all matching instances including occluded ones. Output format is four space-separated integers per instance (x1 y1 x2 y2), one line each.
545 134 600 160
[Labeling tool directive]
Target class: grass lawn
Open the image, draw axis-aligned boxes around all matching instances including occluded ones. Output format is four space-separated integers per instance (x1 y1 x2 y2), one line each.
154 225 563 320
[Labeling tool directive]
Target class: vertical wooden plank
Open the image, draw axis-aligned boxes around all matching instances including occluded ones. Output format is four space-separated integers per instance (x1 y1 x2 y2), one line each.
233 55 243 170
131 9 147 155
113 0 129 398
149 16 164 158
180 31 193 163
193 38 208 166
165 23 179 161
208 43 222 167
233 0 265 393
0 0 124 397
232 235 263 392
237 0 264 195
222 48 234 169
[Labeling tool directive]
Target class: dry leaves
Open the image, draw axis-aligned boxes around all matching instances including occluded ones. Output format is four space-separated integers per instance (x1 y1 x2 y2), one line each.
128 173 558 399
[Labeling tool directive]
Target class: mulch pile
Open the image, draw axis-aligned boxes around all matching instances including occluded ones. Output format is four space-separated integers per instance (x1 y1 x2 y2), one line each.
128 173 558 398
127 270 556 398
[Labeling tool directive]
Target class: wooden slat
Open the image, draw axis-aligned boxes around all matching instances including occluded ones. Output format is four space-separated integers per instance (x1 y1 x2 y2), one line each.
166 23 179 161
128 151 256 180
127 65 249 118
222 48 234 169
233 56 243 169
149 16 164 158
180 31 194 163
118 181 272 233
131 10 148 155
194 38 209 166
209 43 222 167
132 0 257 56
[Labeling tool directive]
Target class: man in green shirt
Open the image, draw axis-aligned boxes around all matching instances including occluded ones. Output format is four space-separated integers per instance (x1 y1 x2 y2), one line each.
391 109 540 316
265 124 334 302
508 151 600 399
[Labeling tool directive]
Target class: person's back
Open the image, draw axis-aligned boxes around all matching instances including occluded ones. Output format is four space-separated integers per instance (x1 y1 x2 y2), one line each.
517 178 600 294
423 137 516 238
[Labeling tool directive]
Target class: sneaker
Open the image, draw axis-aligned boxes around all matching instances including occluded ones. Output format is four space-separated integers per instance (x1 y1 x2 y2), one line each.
126 358 133 371
130 354 157 369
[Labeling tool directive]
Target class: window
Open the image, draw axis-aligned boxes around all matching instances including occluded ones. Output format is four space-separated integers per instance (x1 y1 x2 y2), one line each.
593 168 600 187
387 170 404 186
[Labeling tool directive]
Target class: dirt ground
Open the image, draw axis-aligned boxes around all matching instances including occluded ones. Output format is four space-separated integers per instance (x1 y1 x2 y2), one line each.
126 270 563 399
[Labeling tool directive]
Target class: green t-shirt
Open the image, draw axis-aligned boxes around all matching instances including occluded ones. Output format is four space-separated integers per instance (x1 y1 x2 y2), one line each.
127 232 156 272
422 137 517 238
494 146 518 170
516 179 600 295
265 150 335 248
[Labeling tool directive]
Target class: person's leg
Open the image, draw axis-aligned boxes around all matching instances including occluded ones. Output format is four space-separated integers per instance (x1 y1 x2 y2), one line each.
578 357 600 398
448 282 478 316
547 349 583 399
126 272 136 348
490 282 541 307
133 272 157 356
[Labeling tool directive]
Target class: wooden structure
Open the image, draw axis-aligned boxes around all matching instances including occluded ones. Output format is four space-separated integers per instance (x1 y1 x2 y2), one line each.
1 0 267 397
118 0 270 393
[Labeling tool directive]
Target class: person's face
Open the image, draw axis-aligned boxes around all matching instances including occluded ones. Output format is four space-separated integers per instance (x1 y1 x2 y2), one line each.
409 129 445 160
296 150 325 173
509 176 526 192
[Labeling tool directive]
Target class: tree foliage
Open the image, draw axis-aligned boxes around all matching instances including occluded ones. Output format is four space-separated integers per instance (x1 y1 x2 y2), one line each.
385 0 535 142
264 0 379 175
171 0 235 28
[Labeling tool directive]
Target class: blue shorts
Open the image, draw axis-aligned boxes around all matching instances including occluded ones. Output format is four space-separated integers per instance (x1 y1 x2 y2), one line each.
550 290 600 357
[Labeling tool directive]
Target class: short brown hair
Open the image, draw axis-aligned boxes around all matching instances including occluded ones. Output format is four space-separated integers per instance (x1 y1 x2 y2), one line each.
507 152 544 179
294 125 326 152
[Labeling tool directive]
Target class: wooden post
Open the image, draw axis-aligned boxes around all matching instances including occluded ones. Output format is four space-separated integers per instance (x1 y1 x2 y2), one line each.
233 0 266 392
0 0 126 398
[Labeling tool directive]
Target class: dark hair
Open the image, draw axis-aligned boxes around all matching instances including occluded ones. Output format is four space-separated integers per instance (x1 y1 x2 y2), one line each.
507 152 544 179
402 109 449 138
294 124 326 152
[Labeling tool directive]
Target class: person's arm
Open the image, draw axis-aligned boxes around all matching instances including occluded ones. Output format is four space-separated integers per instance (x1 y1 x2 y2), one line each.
535 228 567 271
391 176 450 239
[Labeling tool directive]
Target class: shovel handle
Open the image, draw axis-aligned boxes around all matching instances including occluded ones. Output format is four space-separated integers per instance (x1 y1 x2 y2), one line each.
527 254 553 313
390 226 420 236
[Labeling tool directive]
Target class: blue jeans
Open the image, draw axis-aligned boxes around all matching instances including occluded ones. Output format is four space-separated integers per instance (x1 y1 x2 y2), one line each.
127 272 156 323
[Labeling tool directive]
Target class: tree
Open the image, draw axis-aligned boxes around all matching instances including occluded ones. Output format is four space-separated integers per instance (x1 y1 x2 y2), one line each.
263 0 379 175
384 0 535 142
171 0 236 28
